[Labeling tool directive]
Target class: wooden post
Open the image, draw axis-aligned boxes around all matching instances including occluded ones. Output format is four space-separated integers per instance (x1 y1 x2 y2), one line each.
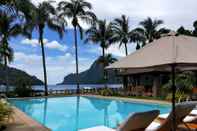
153 74 160 97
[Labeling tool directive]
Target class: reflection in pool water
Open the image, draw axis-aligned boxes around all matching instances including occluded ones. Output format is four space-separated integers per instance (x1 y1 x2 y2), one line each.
9 96 170 131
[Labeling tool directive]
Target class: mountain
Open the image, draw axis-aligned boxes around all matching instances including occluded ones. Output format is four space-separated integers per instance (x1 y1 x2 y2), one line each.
60 59 122 84
0 64 43 85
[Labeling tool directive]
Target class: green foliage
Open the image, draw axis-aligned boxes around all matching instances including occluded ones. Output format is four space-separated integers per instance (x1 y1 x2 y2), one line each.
85 20 114 50
177 26 192 36
57 0 97 39
163 71 195 94
99 88 113 96
135 17 170 47
163 71 195 101
111 15 133 55
0 100 12 123
13 78 33 97
165 91 188 102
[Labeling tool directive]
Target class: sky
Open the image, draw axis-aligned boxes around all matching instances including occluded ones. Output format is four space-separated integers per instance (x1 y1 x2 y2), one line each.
9 0 197 84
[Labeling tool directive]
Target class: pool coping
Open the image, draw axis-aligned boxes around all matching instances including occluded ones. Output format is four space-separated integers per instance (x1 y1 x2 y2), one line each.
9 106 51 131
8 94 171 105
81 95 171 106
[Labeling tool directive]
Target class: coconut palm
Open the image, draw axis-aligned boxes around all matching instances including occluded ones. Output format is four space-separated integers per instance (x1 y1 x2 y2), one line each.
97 54 117 67
136 17 170 46
0 11 22 94
57 0 97 94
111 15 133 56
26 1 65 96
130 30 146 50
0 0 35 23
85 20 114 80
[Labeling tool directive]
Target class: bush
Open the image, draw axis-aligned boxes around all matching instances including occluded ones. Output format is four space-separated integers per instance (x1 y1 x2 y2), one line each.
0 100 12 130
99 88 113 96
165 91 188 102
13 78 33 97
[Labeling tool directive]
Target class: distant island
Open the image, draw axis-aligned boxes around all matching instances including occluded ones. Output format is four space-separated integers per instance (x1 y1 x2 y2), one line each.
59 59 122 84
0 64 43 85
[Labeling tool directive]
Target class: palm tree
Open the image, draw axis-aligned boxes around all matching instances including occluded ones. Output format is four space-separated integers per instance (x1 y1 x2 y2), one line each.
27 1 65 96
130 30 146 50
97 54 117 67
85 20 114 81
0 11 22 94
57 0 97 94
0 0 35 22
111 15 133 56
136 17 170 46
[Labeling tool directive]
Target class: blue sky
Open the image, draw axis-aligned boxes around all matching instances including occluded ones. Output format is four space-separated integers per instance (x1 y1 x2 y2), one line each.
8 0 197 84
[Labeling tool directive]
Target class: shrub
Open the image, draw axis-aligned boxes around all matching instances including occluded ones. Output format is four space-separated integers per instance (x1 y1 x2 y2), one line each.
0 100 12 130
165 91 188 102
99 88 113 96
13 78 33 97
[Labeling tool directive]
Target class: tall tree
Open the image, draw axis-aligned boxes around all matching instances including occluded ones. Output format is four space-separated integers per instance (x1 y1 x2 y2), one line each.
136 17 170 47
57 0 97 94
0 0 36 24
97 54 117 67
27 1 65 96
130 30 146 50
85 20 114 81
111 15 133 56
0 11 22 94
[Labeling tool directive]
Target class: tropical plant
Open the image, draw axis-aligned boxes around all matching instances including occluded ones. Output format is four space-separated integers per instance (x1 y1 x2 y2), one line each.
26 1 65 96
14 77 33 97
58 0 97 94
111 15 133 56
0 0 36 26
97 54 117 67
163 71 195 101
0 99 12 130
85 20 114 80
130 30 146 50
99 88 113 96
177 26 192 36
135 17 170 47
0 11 23 94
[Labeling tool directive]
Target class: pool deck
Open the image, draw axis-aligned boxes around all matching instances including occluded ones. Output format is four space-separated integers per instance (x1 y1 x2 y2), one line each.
82 95 171 105
5 107 50 131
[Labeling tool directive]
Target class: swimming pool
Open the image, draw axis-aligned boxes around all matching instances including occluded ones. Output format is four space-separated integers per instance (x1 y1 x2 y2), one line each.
9 96 170 131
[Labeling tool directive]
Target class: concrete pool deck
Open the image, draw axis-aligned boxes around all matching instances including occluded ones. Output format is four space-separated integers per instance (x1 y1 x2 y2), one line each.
5 107 50 131
82 95 171 105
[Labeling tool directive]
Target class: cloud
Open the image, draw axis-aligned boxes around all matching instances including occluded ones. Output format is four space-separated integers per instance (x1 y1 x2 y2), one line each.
45 40 68 51
11 52 93 84
86 43 136 57
106 43 136 57
21 38 67 51
31 0 197 30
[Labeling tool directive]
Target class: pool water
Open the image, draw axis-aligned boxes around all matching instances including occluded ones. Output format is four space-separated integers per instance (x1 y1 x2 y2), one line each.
9 96 170 131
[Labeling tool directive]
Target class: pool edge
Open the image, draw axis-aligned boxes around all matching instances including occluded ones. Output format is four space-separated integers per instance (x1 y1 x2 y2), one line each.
11 106 51 131
82 95 171 106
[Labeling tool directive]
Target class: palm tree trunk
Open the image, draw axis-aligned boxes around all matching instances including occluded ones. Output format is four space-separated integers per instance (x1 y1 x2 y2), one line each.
124 43 128 56
4 55 9 95
102 47 107 83
39 27 48 96
74 26 80 94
